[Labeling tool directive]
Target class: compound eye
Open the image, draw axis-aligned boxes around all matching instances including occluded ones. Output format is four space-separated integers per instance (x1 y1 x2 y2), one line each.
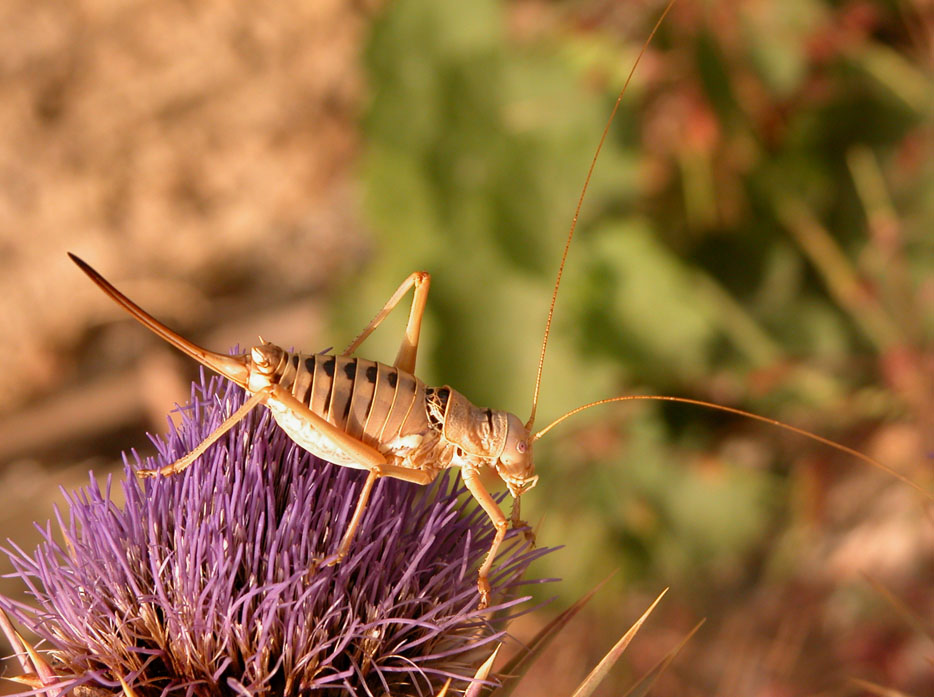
516 441 527 454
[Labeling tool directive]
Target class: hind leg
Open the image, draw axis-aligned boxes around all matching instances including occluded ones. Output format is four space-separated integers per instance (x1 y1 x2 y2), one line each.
341 271 431 373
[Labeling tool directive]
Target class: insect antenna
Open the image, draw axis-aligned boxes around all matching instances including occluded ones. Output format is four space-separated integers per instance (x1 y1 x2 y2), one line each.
520 1 930 502
531 395 933 502
526 0 677 432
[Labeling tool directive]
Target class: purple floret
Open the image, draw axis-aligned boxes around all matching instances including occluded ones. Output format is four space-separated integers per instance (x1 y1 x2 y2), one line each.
2 371 553 697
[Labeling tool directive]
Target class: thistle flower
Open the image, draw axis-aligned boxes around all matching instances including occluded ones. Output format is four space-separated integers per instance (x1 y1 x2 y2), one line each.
1 372 551 697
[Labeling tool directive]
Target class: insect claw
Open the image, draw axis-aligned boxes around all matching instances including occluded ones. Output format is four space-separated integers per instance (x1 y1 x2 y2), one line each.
323 551 346 568
137 457 192 478
308 551 343 572
477 579 492 610
513 520 536 547
136 462 182 478
301 560 321 585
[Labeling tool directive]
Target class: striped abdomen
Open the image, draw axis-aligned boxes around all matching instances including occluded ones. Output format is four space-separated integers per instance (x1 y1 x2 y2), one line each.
272 352 431 451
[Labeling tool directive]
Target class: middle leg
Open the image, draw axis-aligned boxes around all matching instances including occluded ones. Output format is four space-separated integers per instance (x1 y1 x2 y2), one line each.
329 462 438 563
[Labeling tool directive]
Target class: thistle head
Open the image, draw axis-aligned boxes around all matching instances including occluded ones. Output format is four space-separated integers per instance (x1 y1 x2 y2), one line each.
1 371 552 697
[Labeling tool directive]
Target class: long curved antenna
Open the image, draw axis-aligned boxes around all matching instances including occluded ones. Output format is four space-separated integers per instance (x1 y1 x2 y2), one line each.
526 0 677 431
531 394 933 502
69 253 250 388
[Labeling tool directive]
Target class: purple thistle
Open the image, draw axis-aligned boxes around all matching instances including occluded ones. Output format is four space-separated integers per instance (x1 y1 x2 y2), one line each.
1 371 553 697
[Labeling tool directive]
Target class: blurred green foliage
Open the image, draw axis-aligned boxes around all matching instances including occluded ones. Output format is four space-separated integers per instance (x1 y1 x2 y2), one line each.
335 0 934 608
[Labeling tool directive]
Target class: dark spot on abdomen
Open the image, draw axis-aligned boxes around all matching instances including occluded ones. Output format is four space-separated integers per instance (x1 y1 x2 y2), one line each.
365 365 378 383
344 359 357 380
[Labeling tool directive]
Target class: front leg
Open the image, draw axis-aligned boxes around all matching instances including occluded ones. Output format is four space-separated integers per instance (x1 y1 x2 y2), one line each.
460 467 508 609
138 387 273 478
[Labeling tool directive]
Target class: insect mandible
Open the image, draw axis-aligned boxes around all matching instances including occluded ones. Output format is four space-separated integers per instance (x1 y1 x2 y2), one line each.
68 0 927 610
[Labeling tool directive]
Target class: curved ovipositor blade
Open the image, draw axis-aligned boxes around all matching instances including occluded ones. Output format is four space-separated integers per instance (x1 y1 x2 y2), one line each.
68 253 249 387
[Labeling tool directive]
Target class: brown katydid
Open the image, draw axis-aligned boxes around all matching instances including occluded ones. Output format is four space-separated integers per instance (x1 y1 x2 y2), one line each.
69 0 929 610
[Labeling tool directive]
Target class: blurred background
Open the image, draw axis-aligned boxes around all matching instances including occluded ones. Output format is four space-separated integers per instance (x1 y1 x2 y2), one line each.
1 0 933 694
